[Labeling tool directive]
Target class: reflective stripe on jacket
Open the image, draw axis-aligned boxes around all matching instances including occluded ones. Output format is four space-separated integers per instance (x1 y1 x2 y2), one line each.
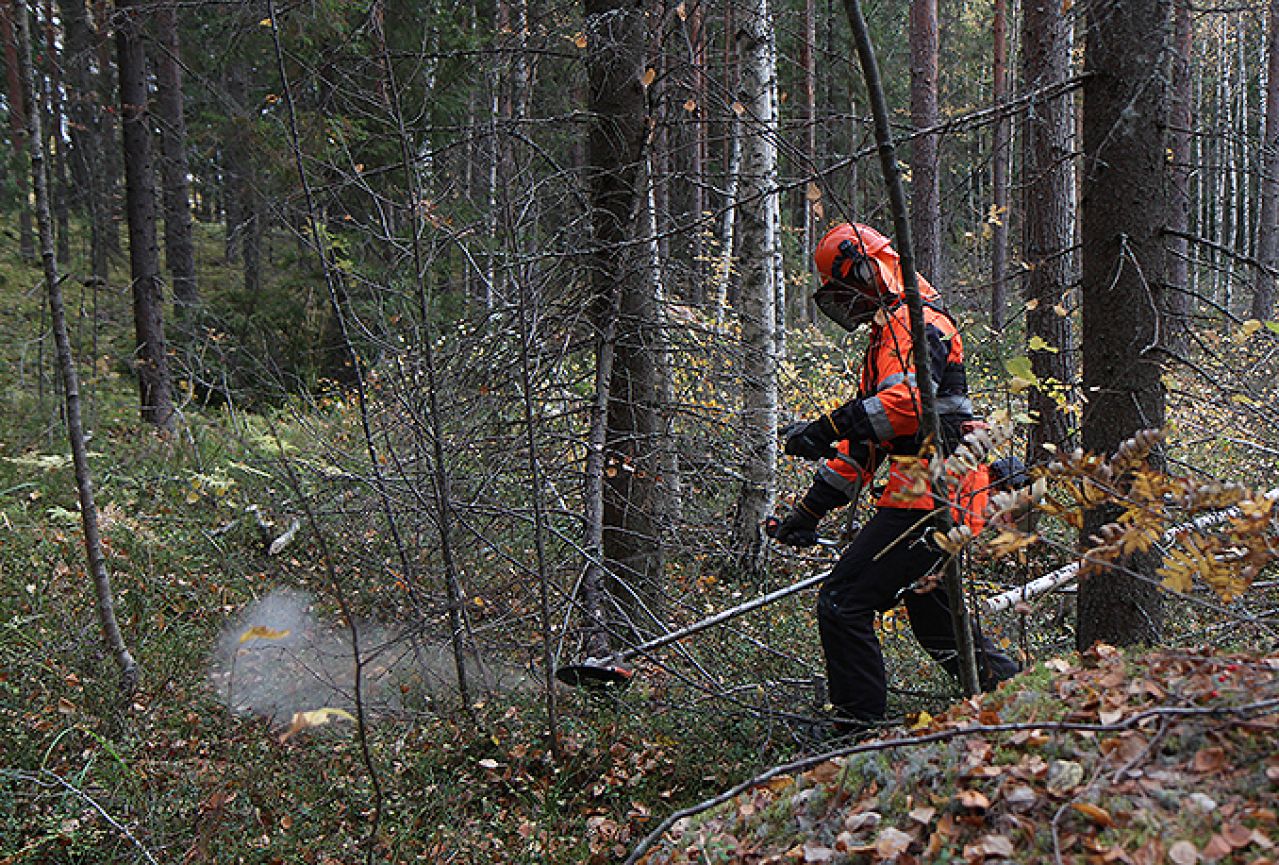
822 297 984 527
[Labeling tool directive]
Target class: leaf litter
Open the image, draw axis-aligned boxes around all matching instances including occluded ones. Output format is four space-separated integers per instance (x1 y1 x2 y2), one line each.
637 644 1279 864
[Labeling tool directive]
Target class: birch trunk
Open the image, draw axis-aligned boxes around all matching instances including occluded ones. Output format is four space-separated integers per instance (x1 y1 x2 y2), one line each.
731 0 779 573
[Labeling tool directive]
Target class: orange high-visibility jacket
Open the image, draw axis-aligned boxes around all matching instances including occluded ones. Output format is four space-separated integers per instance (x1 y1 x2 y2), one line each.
815 254 990 531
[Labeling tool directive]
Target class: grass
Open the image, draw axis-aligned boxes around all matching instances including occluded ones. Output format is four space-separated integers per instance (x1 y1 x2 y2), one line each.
2 222 1276 864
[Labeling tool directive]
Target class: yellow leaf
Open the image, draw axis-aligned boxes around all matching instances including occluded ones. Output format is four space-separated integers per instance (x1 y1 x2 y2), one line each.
278 707 356 743
683 97 697 112
731 101 746 116
259 16 272 26
640 67 656 87
571 32 587 48
239 625 292 644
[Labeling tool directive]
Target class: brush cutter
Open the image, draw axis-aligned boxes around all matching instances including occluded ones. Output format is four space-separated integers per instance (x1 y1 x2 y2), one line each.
555 540 840 689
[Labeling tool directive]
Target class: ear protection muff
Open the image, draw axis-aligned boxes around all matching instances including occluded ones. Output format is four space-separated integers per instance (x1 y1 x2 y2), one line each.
831 238 878 291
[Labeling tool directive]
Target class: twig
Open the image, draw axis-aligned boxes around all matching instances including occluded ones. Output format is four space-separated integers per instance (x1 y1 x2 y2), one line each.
623 697 1279 864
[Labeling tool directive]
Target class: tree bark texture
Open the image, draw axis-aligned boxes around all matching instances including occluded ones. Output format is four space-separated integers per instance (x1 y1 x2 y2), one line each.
584 0 665 639
116 0 176 432
19 0 138 695
731 0 780 572
58 0 111 283
908 0 941 285
1021 0 1075 459
990 0 1010 332
2 0 35 262
152 2 198 314
1078 0 1171 649
1165 0 1193 351
1253 0 1279 320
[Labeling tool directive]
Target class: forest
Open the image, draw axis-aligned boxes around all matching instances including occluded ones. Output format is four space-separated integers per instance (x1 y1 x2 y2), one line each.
1 0 1278 860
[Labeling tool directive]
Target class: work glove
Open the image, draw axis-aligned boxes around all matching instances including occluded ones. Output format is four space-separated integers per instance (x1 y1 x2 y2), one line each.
765 503 821 547
765 476 851 548
782 417 839 460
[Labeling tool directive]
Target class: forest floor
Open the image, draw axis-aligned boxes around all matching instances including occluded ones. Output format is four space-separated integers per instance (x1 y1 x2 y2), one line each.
634 644 1279 864
1 240 1276 863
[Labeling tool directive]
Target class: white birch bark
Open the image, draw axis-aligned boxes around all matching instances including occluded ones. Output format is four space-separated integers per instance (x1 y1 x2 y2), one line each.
731 0 779 569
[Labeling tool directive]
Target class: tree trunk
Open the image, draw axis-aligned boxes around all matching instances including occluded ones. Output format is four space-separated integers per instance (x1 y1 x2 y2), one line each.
2 0 36 262
1165 0 1193 349
1254 0 1279 320
990 0 1010 332
59 0 111 285
223 63 248 266
152 2 198 316
1078 0 1170 650
40 0 70 265
1021 0 1075 459
19 0 138 695
731 0 779 573
909 0 941 284
584 0 664 641
116 0 176 432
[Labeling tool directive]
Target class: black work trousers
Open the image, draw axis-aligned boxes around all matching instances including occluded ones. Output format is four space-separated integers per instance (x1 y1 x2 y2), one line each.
816 506 1019 722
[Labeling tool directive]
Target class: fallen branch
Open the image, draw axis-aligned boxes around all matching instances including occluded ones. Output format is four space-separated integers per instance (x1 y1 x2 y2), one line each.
623 696 1279 865
980 486 1279 614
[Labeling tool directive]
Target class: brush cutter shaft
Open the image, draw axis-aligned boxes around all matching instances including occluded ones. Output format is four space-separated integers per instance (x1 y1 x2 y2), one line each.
618 571 829 662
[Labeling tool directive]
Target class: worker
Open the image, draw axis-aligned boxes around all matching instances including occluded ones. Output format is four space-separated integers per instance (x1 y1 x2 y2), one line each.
767 222 1019 733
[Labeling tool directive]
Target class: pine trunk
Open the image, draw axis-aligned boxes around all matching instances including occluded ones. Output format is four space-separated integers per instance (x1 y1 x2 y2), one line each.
990 0 1010 332
2 2 36 262
909 0 941 284
1078 0 1171 649
153 2 198 315
116 0 175 432
1021 0 1075 458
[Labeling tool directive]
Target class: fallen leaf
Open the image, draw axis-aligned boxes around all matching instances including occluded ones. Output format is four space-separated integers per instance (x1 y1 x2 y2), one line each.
278 707 355 743
1201 835 1233 860
1220 823 1253 849
1072 802 1114 827
958 789 990 809
803 842 836 862
1168 840 1199 865
874 827 913 858
239 625 291 644
979 835 1015 858
908 806 936 825
1192 746 1226 773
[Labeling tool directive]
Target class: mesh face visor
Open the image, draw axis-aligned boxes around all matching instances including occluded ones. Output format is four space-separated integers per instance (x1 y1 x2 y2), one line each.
814 281 878 332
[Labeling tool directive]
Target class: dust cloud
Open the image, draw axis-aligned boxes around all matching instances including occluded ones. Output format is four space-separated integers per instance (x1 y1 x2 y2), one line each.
208 588 521 726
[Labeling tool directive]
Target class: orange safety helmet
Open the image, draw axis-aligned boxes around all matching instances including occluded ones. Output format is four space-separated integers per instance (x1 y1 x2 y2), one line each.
813 222 895 295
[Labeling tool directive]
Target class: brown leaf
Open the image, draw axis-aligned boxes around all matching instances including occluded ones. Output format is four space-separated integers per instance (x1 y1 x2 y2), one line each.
1220 823 1253 849
957 789 990 810
1072 802 1114 827
875 827 913 858
1192 746 1227 773
640 68 656 87
1201 835 1234 860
